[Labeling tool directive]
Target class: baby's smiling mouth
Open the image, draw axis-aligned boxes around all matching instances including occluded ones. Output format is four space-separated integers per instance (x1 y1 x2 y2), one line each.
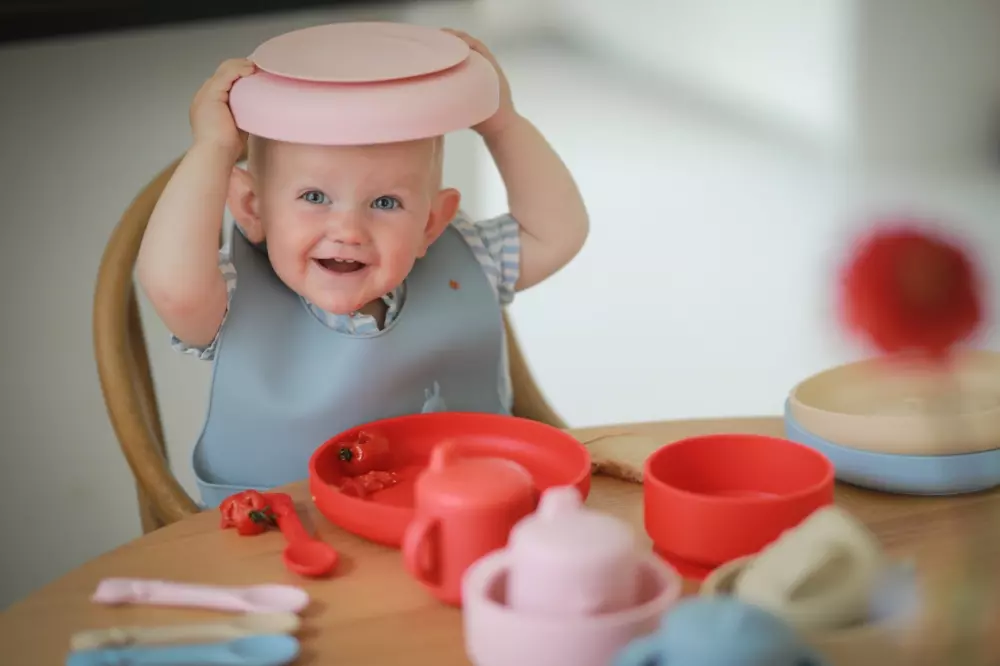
316 257 367 274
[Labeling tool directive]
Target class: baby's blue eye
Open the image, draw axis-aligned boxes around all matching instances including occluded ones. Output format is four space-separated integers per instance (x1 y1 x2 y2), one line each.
301 190 329 205
372 196 401 210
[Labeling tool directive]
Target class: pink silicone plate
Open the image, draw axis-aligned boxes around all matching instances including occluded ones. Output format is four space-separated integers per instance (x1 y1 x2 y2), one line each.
250 22 471 83
230 49 499 145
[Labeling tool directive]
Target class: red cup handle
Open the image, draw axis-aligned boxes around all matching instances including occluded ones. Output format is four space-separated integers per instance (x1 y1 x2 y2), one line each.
402 516 440 588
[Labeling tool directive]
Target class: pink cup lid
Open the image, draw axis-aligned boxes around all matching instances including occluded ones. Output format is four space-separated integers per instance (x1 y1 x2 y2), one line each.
415 442 534 508
508 487 635 566
229 21 500 145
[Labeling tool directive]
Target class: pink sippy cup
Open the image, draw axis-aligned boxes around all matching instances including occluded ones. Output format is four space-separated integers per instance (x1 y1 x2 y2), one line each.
460 486 683 666
506 486 640 614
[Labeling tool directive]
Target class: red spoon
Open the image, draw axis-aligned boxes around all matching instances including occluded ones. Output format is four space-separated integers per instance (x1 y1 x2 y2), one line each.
264 493 339 577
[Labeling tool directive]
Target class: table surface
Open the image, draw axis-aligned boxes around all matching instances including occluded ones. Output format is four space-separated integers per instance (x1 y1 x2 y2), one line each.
4 416 1000 665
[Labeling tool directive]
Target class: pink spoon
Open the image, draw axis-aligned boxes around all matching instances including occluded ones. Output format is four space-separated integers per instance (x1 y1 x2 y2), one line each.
265 493 339 577
91 579 310 613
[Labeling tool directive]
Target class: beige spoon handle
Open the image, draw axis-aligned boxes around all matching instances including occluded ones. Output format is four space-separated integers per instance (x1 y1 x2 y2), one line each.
69 612 301 650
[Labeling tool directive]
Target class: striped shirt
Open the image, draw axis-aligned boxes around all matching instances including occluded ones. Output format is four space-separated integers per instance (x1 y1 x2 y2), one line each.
171 210 522 410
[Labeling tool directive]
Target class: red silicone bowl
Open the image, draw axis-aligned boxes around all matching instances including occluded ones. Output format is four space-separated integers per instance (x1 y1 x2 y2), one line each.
308 412 591 547
643 433 835 580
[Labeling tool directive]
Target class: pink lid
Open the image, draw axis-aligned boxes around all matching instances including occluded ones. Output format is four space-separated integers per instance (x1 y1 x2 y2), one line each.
415 443 534 508
229 22 500 145
508 487 634 565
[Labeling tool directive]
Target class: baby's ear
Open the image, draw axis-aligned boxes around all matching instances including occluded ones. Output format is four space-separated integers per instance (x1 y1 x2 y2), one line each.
227 165 264 243
419 188 461 255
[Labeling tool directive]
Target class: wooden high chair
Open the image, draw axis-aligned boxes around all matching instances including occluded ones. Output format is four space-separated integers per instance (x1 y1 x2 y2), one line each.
94 153 565 534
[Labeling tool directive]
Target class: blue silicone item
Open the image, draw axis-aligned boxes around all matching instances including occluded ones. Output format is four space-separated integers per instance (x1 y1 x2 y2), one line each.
65 634 300 666
613 597 830 666
784 400 1000 495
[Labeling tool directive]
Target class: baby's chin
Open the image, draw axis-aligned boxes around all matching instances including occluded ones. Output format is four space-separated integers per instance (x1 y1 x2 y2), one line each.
299 285 394 316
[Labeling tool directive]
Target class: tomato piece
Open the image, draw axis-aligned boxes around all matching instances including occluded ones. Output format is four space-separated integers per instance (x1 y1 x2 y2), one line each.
219 490 277 536
337 430 391 476
338 470 399 499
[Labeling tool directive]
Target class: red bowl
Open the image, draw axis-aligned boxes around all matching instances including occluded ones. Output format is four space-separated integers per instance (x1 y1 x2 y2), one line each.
308 412 591 547
643 433 834 579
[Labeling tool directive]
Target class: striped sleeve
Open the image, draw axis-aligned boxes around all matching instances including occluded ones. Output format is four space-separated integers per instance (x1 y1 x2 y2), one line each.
450 211 522 305
169 241 237 361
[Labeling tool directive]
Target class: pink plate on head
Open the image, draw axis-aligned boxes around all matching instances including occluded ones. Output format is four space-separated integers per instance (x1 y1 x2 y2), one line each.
230 21 499 145
250 22 471 83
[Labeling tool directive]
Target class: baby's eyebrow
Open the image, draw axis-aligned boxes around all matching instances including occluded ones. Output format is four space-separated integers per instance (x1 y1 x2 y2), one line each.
388 173 428 189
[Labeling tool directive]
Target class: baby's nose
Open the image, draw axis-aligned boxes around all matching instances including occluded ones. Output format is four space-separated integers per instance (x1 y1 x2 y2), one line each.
328 211 368 245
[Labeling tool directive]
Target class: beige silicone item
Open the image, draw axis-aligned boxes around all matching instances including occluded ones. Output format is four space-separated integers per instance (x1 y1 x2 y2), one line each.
788 350 1000 455
702 556 909 666
734 506 883 630
68 612 301 650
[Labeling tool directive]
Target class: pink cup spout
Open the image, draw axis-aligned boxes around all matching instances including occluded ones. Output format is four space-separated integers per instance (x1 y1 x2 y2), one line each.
506 486 641 615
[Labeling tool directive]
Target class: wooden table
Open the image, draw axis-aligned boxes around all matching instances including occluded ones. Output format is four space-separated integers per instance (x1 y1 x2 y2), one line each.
3 417 999 665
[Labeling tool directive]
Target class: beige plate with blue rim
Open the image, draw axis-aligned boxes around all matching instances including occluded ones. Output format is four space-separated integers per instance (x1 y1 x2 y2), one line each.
787 350 1000 456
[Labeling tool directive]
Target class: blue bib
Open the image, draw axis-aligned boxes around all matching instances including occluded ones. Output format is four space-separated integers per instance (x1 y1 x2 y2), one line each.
192 224 508 507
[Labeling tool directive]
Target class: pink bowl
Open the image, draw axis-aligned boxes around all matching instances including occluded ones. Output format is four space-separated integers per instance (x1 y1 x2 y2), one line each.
462 550 682 666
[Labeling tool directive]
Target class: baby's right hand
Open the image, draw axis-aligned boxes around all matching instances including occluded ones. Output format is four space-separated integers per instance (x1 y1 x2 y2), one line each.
189 58 256 157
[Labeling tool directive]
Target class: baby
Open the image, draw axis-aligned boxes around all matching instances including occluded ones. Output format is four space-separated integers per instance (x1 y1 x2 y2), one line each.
137 31 589 507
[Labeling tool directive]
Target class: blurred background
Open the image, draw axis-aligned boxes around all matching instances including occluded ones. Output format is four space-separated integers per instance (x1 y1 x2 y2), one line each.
1 0 999 609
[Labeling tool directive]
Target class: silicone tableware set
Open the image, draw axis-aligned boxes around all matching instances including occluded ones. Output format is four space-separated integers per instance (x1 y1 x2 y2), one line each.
306 409 866 664
310 411 694 664
307 415 883 665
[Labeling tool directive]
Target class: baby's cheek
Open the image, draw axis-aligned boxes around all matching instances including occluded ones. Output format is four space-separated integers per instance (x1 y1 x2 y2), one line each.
383 247 420 283
375 228 418 265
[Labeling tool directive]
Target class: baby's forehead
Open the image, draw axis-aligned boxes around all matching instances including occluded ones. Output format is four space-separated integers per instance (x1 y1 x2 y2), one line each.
258 137 439 179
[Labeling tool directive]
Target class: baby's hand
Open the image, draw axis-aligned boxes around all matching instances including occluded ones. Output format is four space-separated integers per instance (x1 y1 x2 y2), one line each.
443 29 518 137
189 58 256 157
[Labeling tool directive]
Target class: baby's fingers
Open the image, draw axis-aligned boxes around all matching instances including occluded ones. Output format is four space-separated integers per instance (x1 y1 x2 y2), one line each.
215 57 256 77
442 29 499 67
212 58 256 87
194 58 255 106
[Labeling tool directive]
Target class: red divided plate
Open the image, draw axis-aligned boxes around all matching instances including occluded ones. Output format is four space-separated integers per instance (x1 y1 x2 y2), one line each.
308 413 591 547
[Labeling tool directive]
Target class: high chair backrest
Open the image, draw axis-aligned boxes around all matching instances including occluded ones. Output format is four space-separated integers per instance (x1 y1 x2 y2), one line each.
93 152 566 533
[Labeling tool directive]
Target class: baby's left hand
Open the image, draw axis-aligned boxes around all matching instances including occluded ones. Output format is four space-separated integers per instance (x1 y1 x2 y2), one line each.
443 29 518 137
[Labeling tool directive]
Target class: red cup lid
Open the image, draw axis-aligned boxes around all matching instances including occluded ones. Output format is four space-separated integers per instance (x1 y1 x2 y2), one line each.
417 441 534 507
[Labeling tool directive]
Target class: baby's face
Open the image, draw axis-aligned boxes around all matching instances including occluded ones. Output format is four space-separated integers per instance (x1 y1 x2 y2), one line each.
232 137 458 315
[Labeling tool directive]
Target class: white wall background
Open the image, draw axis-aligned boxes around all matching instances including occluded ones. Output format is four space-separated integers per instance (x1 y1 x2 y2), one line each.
2 0 999 609
854 0 1000 168
546 0 857 153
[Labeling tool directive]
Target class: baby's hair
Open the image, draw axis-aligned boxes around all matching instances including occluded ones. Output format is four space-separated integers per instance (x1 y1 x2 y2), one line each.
245 134 267 176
